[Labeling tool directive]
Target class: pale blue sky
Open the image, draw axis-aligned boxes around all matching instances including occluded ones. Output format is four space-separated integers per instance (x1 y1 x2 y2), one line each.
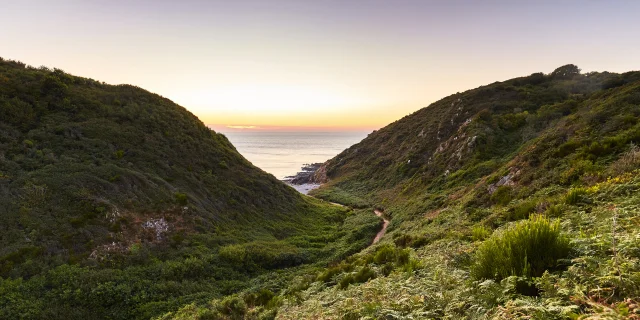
1 0 638 129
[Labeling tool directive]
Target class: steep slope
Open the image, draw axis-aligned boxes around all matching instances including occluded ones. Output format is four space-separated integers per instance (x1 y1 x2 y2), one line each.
276 65 640 318
0 57 303 270
316 65 640 213
0 58 381 319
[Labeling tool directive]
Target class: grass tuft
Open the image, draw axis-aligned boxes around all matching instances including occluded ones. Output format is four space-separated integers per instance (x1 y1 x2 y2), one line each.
471 215 571 281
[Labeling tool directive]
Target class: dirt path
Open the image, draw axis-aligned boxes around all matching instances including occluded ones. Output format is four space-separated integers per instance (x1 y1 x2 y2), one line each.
325 201 389 244
372 209 389 244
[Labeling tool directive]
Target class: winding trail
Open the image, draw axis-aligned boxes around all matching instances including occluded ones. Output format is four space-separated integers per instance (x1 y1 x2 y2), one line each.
372 209 389 244
325 201 389 244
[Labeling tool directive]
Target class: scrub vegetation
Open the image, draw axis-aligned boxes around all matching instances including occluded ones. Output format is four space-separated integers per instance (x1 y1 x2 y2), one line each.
2 59 640 319
282 64 640 319
0 58 380 319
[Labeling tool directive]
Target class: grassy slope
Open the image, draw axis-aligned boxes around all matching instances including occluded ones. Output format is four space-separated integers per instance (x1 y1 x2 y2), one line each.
0 58 381 319
271 66 640 319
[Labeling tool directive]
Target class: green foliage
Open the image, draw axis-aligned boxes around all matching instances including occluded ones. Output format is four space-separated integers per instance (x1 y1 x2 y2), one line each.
490 186 512 205
217 295 247 319
471 215 571 280
471 225 492 241
316 244 418 289
244 288 275 307
310 186 370 208
275 66 640 318
339 266 376 289
4 59 640 319
507 199 538 221
0 58 385 319
565 188 587 205
174 192 188 205
545 204 564 217
113 149 125 159
551 64 581 79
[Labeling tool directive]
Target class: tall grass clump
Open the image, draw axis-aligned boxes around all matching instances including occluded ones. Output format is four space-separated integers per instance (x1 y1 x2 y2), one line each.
471 225 492 241
564 187 587 205
471 215 571 281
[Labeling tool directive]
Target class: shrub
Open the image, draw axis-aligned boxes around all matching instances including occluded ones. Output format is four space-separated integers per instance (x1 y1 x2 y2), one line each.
373 245 397 264
174 192 188 205
564 188 587 205
244 288 275 307
338 274 355 289
113 149 125 159
471 225 492 241
490 186 512 205
219 244 247 265
609 144 640 176
339 266 376 289
551 64 580 79
393 233 430 248
353 265 376 283
507 200 538 221
545 204 564 217
602 76 626 89
217 296 247 319
471 215 571 281
317 264 350 283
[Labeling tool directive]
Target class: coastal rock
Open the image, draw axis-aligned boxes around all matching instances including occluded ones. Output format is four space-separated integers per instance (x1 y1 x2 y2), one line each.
313 163 329 184
283 163 324 185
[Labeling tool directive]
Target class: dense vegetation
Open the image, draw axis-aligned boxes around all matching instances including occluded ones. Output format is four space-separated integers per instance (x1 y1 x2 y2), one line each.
0 58 382 319
279 65 640 318
3 58 639 319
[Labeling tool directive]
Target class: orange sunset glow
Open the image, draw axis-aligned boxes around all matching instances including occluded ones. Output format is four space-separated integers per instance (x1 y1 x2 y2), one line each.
2 1 638 131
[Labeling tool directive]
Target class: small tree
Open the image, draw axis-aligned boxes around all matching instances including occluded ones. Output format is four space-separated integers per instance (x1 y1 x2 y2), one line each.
551 64 581 79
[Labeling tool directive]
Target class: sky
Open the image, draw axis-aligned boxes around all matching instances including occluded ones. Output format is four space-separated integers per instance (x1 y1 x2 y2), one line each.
1 0 639 131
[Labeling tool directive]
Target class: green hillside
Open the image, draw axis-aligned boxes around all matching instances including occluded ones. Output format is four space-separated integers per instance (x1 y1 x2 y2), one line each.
148 65 640 319
284 65 640 318
0 58 380 319
3 58 640 319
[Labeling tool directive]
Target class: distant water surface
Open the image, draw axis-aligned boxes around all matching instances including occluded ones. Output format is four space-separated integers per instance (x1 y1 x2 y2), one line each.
222 131 369 179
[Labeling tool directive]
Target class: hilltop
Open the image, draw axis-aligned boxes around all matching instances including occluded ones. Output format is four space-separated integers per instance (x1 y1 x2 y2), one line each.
0 58 381 319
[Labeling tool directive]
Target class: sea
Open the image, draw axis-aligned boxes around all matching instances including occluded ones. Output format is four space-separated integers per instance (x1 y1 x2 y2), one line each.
221 131 370 180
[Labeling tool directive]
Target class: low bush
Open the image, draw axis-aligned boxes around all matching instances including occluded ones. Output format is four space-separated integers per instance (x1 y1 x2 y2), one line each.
174 192 188 205
565 188 587 205
507 200 538 221
393 233 431 248
244 288 275 307
217 296 247 320
490 186 512 205
609 144 640 176
339 266 376 289
471 215 571 281
471 225 492 241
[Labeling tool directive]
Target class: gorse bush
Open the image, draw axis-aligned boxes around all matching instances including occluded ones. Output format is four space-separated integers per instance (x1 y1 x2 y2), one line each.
471 215 571 281
565 188 587 205
471 225 492 241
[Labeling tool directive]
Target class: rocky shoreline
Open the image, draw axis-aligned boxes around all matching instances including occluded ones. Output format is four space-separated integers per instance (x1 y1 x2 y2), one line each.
282 163 327 194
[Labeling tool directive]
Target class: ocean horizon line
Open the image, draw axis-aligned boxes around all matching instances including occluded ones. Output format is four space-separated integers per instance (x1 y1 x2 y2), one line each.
208 124 378 133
